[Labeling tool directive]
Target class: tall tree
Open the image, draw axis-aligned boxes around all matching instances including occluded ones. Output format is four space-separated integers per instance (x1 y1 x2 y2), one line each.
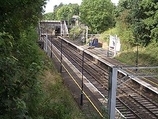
43 3 79 23
116 0 158 46
54 3 64 11
0 0 46 39
56 4 79 22
138 0 158 46
115 0 136 46
80 0 115 33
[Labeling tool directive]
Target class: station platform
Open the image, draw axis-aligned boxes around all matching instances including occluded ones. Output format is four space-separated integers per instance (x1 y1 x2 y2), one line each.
63 37 158 95
80 45 158 96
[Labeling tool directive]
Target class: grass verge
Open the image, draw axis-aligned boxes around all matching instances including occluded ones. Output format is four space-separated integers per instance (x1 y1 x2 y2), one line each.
32 54 85 119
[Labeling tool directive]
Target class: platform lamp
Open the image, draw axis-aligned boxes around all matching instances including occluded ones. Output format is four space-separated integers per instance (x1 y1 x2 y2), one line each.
80 46 94 106
80 49 85 106
60 38 63 73
135 41 139 71
134 0 139 71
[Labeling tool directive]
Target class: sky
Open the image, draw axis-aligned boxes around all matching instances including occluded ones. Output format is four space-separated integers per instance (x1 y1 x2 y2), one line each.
44 0 119 13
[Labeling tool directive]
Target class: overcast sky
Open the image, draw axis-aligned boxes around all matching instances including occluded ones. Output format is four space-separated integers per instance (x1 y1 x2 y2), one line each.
44 0 119 13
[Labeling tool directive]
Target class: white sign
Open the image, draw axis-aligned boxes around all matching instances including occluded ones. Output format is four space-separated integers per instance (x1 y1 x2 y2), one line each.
109 35 116 50
109 35 121 56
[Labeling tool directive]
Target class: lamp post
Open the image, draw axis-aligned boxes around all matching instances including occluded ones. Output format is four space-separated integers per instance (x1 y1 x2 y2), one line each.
85 26 88 43
60 38 63 73
51 37 52 58
80 50 84 106
136 42 138 71
80 46 93 106
46 31 48 53
135 0 139 71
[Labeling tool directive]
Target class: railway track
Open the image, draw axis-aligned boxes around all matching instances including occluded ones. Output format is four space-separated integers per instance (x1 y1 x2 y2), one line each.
45 36 158 119
117 79 158 119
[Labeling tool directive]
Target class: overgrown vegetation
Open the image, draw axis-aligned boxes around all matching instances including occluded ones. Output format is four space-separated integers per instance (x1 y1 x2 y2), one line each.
116 0 158 46
69 26 82 39
0 0 46 118
0 0 46 39
104 0 158 67
29 55 85 119
0 25 85 119
0 27 43 118
115 40 158 66
0 0 85 118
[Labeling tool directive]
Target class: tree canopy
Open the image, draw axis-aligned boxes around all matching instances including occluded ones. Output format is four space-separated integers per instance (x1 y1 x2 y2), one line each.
80 0 115 33
116 0 158 46
56 4 79 21
43 3 79 25
0 0 46 118
0 0 46 39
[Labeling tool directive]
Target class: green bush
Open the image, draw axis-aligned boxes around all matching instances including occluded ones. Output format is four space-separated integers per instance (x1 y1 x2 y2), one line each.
0 24 86 118
0 28 44 118
69 26 82 40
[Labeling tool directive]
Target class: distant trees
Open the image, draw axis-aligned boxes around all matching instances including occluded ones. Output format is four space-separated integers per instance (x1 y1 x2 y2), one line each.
80 0 115 33
43 3 79 25
43 0 115 34
56 4 79 21
43 12 55 20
